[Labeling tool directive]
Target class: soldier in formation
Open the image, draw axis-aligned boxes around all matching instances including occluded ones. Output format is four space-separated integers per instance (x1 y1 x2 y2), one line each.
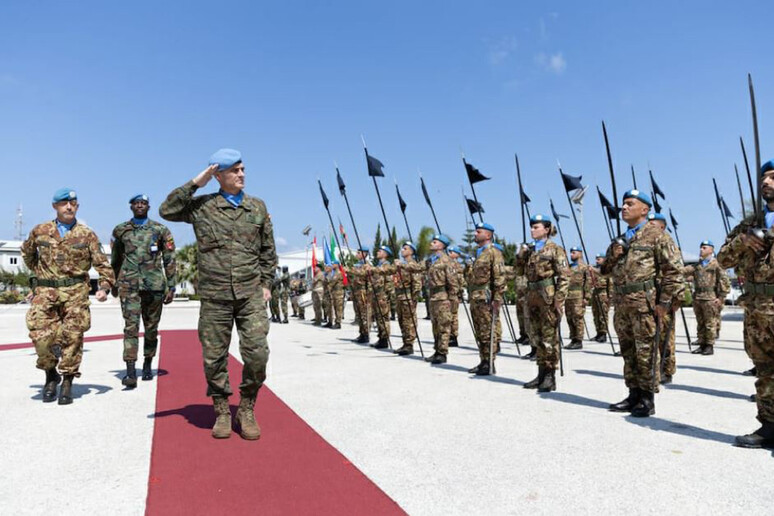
563 246 591 350
391 242 422 356
422 235 459 364
590 253 612 343
685 240 730 356
311 263 325 326
290 272 307 320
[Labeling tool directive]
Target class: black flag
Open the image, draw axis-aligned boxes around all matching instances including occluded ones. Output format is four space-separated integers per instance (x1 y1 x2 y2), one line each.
606 206 619 220
396 184 407 213
550 199 568 220
597 187 614 208
669 209 679 229
336 170 346 195
465 161 490 184
421 177 433 207
367 154 385 177
650 171 665 199
652 194 663 214
721 197 735 218
560 171 584 192
466 197 484 216
318 181 329 209
521 188 531 204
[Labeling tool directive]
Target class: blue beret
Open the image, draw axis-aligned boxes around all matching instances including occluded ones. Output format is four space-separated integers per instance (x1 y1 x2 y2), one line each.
358 246 370 253
432 234 451 247
762 160 774 175
52 188 77 203
209 148 242 171
402 241 417 253
570 246 582 253
129 194 149 204
647 213 666 222
623 189 652 207
700 240 715 248
379 245 393 256
595 253 605 259
475 222 495 232
530 214 551 224
447 246 461 254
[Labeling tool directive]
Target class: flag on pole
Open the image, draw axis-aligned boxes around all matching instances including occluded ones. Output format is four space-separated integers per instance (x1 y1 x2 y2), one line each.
366 154 385 177
650 170 666 199
323 236 332 266
330 234 338 262
466 197 484 216
318 181 329 209
465 161 490 184
560 171 584 192
337 169 346 195
421 177 433 208
311 237 318 272
396 184 408 213
669 209 679 229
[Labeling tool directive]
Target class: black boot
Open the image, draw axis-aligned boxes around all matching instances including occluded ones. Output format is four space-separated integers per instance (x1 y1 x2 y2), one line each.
448 336 459 347
517 334 529 344
430 353 447 365
372 339 389 350
537 368 556 392
734 421 774 448
299 314 305 320
701 345 714 356
609 389 639 412
332 323 341 329
42 368 60 403
743 366 757 376
58 375 74 405
523 366 546 389
324 321 333 328
354 334 369 344
564 339 583 350
396 345 414 356
660 374 672 385
521 346 537 360
142 357 153 381
282 317 289 324
691 344 705 354
424 352 438 362
122 361 138 388
631 390 655 417
594 333 608 343
475 361 495 376
467 361 484 374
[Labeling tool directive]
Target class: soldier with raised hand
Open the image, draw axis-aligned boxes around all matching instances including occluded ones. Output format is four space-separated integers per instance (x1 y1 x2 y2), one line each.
563 246 592 350
685 240 730 356
160 148 276 441
515 214 569 392
347 247 373 343
422 235 460 364
370 246 394 349
447 246 466 348
391 242 422 356
22 188 115 405
311 263 325 326
590 254 613 343
467 222 505 376
111 194 177 388
717 160 774 448
602 191 684 418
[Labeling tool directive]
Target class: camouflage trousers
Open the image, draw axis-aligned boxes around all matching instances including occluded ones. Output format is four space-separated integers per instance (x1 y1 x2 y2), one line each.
659 310 676 377
388 290 397 319
613 304 660 393
516 292 529 338
27 284 91 377
269 292 280 318
430 299 452 354
449 297 460 338
120 290 163 362
397 297 418 346
353 288 372 336
470 298 501 363
312 291 323 323
198 293 269 399
565 298 587 341
323 290 331 322
331 289 344 324
291 296 299 316
742 299 774 423
279 291 289 319
373 291 391 340
693 299 720 345
525 292 560 370
591 291 610 335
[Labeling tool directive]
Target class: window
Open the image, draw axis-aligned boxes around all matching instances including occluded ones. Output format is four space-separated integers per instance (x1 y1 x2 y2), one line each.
9 257 17 265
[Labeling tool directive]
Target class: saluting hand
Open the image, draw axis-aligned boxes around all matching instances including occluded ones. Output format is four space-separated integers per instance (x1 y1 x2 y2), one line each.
193 164 220 188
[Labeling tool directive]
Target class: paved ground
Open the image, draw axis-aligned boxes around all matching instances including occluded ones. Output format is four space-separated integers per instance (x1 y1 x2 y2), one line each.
1 298 772 515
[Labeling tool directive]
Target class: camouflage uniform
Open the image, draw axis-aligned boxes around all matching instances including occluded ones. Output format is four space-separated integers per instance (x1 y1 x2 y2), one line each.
601 223 684 394
348 263 373 338
372 260 392 341
322 271 331 323
565 262 592 342
160 181 276 399
269 272 281 320
685 259 730 348
450 259 466 340
514 240 570 371
468 244 505 365
717 215 774 425
391 258 423 349
590 266 612 337
329 267 345 325
111 219 177 362
426 252 460 356
22 221 115 376
289 278 302 317
514 272 530 340
311 268 324 324
386 273 397 320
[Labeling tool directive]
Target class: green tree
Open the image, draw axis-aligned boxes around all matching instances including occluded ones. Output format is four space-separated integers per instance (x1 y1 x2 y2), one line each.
175 244 198 293
372 223 382 264
461 226 476 256
416 226 435 260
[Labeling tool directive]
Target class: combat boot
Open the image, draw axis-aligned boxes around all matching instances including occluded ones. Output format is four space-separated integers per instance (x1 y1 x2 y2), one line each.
58 375 74 405
538 368 556 392
312 321 321 326
142 357 153 381
430 353 447 365
332 323 341 329
449 336 459 347
564 339 583 350
608 388 639 412
42 368 60 403
282 317 288 324
299 314 305 320
372 339 389 350
691 344 705 354
701 345 714 356
521 346 537 360
734 421 774 448
211 397 232 439
235 396 261 441
354 334 369 344
631 390 655 417
467 361 484 374
122 361 137 389
324 321 333 328
475 361 495 376
660 374 672 385
523 366 546 389
594 333 608 343
396 345 414 356
424 352 439 362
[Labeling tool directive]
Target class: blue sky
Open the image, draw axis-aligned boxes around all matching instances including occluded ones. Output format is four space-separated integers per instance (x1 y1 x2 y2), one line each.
1 1 772 260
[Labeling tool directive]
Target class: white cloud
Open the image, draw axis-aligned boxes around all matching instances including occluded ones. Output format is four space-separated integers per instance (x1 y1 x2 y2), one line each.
275 236 288 247
487 36 518 66
535 52 567 75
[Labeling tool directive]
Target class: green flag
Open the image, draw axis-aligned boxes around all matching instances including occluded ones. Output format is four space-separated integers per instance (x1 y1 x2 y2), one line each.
330 234 337 262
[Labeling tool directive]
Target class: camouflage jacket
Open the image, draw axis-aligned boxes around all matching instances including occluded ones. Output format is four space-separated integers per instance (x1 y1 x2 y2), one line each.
451 259 467 297
425 252 460 301
391 258 423 299
159 181 277 300
369 260 391 292
601 223 685 310
468 243 506 303
684 258 730 301
567 262 592 302
514 239 570 305
290 278 307 296
328 268 344 293
280 272 290 293
589 266 613 298
22 220 115 290
717 214 774 305
347 263 373 292
111 219 176 292
312 270 325 293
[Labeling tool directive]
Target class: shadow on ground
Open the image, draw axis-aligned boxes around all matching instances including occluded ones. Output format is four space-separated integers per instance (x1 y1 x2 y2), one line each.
29 383 112 401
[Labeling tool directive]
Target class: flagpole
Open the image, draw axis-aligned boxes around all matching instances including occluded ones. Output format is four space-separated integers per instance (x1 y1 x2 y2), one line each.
395 180 414 243
419 172 442 234
749 74 764 228
602 121 621 236
550 198 568 251
712 178 730 235
559 167 590 263
597 188 613 240
668 212 694 351
462 154 485 224
735 164 748 218
740 137 757 212
515 154 527 242
631 165 637 189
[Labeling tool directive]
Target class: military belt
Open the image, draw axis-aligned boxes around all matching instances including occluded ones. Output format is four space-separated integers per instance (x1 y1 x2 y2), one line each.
396 287 412 295
614 278 655 295
568 286 583 291
694 286 715 294
527 278 554 290
743 282 774 296
36 275 89 288
469 284 488 292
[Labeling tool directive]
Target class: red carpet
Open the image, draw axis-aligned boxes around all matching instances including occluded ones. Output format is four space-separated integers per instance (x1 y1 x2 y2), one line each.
146 329 405 516
0 333 134 352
